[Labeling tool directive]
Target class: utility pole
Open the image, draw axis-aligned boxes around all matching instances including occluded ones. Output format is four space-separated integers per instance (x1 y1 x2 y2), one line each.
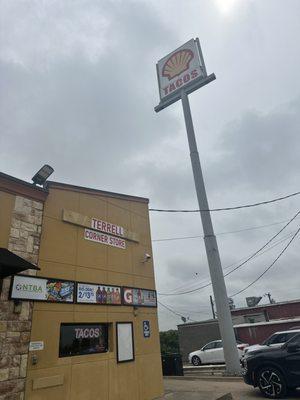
210 295 216 319
265 292 275 304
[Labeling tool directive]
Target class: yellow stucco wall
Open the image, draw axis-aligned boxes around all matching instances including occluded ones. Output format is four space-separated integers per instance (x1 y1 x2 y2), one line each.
0 190 15 248
26 186 163 400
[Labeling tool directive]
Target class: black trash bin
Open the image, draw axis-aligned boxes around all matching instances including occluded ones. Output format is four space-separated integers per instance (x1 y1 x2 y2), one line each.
161 353 184 376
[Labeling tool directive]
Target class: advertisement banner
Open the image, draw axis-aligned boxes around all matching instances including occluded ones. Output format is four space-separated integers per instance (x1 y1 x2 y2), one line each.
156 39 206 101
84 228 126 249
123 287 157 307
77 283 122 305
10 275 74 302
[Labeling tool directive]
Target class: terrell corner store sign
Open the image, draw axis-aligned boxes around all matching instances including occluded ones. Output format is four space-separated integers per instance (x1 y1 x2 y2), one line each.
62 209 139 250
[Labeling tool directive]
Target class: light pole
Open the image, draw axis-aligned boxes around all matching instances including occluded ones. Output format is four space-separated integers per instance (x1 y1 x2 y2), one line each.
155 38 241 374
181 91 241 374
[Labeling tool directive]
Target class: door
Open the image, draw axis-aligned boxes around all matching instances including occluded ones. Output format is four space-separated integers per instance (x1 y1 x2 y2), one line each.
285 334 300 387
201 341 216 363
213 341 225 363
201 341 220 364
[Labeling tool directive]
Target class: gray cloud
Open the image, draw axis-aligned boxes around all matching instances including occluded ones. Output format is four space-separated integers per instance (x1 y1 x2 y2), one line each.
209 98 300 193
0 0 177 192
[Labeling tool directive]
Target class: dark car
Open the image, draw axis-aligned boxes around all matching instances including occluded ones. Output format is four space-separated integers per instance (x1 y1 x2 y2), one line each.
242 333 300 398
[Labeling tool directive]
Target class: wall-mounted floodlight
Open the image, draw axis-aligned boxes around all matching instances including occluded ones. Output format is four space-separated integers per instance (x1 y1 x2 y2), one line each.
32 164 54 186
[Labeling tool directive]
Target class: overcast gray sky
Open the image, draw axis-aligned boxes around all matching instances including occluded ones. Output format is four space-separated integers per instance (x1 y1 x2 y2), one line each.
1 0 299 331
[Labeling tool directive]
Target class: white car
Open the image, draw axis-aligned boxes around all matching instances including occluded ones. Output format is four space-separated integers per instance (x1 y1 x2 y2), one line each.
188 340 248 366
243 328 300 355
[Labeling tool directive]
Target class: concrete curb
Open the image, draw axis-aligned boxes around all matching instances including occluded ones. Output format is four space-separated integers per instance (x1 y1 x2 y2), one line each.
163 375 243 382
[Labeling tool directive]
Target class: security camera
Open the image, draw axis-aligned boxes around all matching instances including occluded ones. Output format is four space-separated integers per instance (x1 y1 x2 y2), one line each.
141 253 152 263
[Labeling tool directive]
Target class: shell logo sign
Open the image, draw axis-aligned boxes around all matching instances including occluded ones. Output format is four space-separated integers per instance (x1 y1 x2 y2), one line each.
156 39 206 100
162 49 194 80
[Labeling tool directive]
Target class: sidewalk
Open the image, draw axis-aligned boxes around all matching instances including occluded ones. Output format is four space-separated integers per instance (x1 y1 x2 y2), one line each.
157 377 300 400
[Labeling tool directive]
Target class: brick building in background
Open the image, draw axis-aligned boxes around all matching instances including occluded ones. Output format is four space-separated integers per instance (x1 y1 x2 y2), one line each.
232 299 300 345
178 299 300 361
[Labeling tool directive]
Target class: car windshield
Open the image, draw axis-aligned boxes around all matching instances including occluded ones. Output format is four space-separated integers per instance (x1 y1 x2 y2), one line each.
283 333 300 347
263 332 299 346
263 334 280 345
202 342 216 350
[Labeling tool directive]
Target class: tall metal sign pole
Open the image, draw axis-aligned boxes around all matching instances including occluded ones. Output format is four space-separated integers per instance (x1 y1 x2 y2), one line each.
155 38 241 374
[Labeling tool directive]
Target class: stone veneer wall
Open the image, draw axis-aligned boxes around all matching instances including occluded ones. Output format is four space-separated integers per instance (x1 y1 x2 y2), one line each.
0 196 43 400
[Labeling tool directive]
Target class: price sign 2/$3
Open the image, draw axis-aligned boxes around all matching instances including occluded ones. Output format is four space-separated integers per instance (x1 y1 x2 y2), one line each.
76 283 122 305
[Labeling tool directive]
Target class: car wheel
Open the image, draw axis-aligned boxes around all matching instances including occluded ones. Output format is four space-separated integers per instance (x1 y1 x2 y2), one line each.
257 367 287 398
191 356 201 366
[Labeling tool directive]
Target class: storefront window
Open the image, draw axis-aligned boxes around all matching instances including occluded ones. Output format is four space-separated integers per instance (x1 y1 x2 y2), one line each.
59 323 108 357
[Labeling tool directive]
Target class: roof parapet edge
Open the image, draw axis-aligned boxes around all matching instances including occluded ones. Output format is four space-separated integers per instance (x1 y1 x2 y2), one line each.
232 298 300 313
0 171 48 202
46 181 149 203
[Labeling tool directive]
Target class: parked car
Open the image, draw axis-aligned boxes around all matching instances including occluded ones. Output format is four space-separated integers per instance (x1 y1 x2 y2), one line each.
188 340 248 365
242 333 300 398
244 329 300 355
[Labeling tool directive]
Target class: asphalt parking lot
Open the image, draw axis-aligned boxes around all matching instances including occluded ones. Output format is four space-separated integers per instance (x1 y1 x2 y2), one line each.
157 377 300 400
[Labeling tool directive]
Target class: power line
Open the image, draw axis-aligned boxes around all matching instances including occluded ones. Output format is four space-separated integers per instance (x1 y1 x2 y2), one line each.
158 301 183 317
158 230 297 296
158 229 297 296
164 304 211 314
158 230 297 295
222 214 300 279
149 190 300 213
180 310 210 315
158 301 197 322
152 218 298 242
230 227 300 297
157 211 300 296
159 280 211 297
158 301 188 320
